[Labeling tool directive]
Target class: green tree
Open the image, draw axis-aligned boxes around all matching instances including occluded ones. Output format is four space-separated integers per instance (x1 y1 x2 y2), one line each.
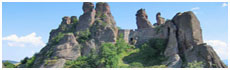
26 56 36 68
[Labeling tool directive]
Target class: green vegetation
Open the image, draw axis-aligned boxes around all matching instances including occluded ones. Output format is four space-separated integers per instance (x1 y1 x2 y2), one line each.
95 19 107 28
51 32 65 45
3 61 16 68
20 57 29 64
186 61 204 68
129 62 143 68
75 29 91 43
64 34 136 68
64 34 168 68
72 17 78 24
44 59 57 66
25 56 36 68
147 65 167 68
123 38 167 67
155 24 163 34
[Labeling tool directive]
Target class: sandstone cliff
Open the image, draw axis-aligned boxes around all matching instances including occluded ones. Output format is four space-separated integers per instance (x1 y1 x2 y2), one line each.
18 2 226 68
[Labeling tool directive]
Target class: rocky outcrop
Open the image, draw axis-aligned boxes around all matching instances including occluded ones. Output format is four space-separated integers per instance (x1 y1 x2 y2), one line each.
172 11 226 68
76 2 96 32
22 2 226 68
184 44 227 68
41 33 81 68
136 9 153 29
172 11 203 52
90 2 118 43
156 12 165 25
162 20 182 68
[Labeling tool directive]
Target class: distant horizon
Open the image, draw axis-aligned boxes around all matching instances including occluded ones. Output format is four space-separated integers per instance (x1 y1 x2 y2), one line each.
2 2 228 64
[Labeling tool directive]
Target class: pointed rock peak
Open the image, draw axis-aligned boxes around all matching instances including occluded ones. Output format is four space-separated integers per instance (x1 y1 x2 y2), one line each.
156 12 165 25
95 2 111 14
83 2 94 13
62 16 71 24
136 8 153 29
136 9 148 19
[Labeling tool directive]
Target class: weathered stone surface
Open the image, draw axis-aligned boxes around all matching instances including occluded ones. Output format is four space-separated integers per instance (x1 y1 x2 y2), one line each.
136 9 153 29
62 16 71 24
156 12 165 25
81 39 96 56
83 2 94 13
39 33 81 68
162 21 182 68
184 44 227 68
118 29 131 43
90 2 118 43
172 11 203 52
53 33 81 60
95 2 116 26
76 2 96 31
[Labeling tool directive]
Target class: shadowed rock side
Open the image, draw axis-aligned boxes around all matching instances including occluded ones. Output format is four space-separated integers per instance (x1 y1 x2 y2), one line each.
19 2 226 68
136 9 154 29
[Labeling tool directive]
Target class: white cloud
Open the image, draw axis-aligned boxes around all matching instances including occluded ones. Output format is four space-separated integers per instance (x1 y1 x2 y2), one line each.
191 7 200 11
204 40 228 60
3 32 45 47
222 3 227 7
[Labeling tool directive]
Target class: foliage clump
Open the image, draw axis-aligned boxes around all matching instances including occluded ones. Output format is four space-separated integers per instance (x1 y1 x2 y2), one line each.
123 38 167 67
64 34 135 68
3 61 16 68
75 29 91 43
186 61 204 68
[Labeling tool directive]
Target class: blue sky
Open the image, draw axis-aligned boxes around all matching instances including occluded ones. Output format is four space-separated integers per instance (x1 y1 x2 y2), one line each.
2 2 228 64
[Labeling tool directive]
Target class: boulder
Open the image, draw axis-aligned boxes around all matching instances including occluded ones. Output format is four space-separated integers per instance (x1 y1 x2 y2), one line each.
136 9 153 29
172 11 203 55
184 44 227 68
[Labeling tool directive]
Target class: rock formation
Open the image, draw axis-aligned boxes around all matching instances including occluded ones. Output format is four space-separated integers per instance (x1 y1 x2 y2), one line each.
19 2 226 68
136 9 153 29
156 12 165 25
76 2 96 32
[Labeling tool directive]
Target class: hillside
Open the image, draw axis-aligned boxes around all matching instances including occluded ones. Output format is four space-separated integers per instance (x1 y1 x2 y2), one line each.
17 2 227 68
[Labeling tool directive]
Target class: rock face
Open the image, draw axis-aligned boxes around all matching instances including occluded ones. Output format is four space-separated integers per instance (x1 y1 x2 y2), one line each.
23 2 226 68
136 9 153 29
91 2 118 43
172 11 226 68
41 33 80 68
162 21 182 68
76 2 96 31
156 12 165 25
172 11 203 51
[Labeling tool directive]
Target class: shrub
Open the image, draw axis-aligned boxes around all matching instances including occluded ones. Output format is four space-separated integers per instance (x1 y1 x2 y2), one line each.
76 29 91 43
64 56 91 68
64 34 135 68
20 57 29 64
26 56 36 68
186 61 204 68
123 38 167 67
3 61 16 68
148 65 167 68
51 32 65 44
129 62 143 68
44 59 57 66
